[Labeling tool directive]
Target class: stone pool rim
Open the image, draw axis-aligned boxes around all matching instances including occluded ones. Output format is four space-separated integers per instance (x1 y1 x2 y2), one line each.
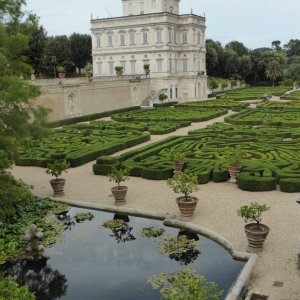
46 196 258 300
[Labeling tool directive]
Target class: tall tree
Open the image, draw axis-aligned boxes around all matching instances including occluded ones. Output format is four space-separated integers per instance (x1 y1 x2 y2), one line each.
272 40 282 51
284 39 300 56
27 24 47 76
265 60 283 86
225 41 248 57
239 55 252 80
69 33 92 74
0 0 49 158
42 35 74 77
223 48 240 78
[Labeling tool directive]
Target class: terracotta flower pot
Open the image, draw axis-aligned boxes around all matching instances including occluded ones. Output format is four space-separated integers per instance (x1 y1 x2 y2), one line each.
58 73 65 79
50 178 66 195
228 164 242 183
112 186 128 205
176 196 198 218
173 161 184 172
244 223 270 248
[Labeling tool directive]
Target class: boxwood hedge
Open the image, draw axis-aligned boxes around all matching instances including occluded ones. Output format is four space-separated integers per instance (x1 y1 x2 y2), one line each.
93 123 300 192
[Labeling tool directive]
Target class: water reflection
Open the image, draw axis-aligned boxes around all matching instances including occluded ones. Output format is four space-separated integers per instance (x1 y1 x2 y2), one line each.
0 257 67 300
168 230 201 266
108 214 136 243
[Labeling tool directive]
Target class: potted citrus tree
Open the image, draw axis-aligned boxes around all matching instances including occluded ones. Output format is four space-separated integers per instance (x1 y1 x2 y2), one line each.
168 149 185 172
56 65 66 79
115 66 123 76
46 159 70 195
167 172 199 218
237 202 270 248
85 64 93 80
228 149 244 183
144 64 150 76
107 166 130 205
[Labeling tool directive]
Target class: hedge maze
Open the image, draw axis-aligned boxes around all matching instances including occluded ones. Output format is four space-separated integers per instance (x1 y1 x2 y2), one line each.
111 107 228 123
217 86 291 101
280 90 300 100
176 99 249 110
258 101 300 109
225 109 300 127
93 123 300 192
16 121 150 168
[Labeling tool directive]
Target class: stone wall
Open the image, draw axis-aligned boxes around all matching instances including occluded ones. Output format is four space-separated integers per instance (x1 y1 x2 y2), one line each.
33 77 150 121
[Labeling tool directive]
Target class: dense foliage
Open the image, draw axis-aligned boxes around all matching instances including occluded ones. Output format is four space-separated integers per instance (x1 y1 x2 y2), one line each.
0 277 35 300
148 268 222 300
206 39 300 85
0 196 68 264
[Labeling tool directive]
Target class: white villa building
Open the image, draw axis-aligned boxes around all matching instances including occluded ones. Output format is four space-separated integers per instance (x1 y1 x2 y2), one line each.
90 0 207 102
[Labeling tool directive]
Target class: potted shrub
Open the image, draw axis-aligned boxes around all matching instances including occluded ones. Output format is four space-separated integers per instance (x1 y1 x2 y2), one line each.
167 172 199 218
237 202 270 248
85 64 93 80
46 159 70 195
228 149 244 183
168 149 185 172
56 66 66 79
144 64 150 76
107 166 130 205
115 66 123 76
159 93 168 102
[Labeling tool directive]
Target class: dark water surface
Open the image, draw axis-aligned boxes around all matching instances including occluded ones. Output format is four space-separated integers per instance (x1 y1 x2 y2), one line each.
1 208 245 300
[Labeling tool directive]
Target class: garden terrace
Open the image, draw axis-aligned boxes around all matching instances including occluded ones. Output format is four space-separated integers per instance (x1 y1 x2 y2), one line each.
15 121 150 168
93 123 300 192
224 109 300 127
111 107 228 122
280 90 300 100
176 99 249 110
217 86 291 101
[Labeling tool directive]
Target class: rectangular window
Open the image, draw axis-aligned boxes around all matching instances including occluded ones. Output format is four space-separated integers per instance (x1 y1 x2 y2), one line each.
198 61 201 71
130 61 136 74
169 60 172 72
130 33 135 45
183 60 188 72
182 32 188 44
108 35 113 47
175 59 178 73
121 61 126 74
143 32 148 44
157 31 162 43
198 33 201 45
151 0 156 9
128 3 133 13
174 32 177 43
157 60 163 72
96 36 101 47
168 31 172 43
120 34 125 46
97 62 102 75
140 1 144 14
109 62 114 75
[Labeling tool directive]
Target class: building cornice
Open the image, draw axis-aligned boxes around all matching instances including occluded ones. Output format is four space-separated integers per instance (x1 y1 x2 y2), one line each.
90 12 205 23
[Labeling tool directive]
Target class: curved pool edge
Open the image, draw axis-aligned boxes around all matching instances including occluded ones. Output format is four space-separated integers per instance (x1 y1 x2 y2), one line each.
46 196 258 300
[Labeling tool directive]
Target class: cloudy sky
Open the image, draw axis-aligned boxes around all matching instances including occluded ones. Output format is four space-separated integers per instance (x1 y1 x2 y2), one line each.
25 0 299 49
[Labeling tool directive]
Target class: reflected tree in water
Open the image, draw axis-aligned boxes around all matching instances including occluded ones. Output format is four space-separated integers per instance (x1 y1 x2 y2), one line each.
0 257 67 300
103 214 136 243
159 231 201 266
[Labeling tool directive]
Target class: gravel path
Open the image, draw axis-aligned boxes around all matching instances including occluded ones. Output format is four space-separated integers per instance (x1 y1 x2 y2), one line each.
11 110 300 299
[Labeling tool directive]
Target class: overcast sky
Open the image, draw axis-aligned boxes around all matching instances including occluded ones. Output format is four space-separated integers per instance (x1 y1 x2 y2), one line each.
25 0 299 49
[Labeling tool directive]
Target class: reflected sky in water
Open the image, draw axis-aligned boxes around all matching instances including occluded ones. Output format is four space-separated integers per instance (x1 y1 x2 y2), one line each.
1 208 245 300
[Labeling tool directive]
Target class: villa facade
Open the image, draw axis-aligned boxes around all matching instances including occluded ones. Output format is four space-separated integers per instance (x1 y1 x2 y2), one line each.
90 0 207 102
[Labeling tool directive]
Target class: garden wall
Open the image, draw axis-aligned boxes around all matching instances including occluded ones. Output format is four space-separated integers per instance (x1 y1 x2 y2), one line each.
33 78 151 121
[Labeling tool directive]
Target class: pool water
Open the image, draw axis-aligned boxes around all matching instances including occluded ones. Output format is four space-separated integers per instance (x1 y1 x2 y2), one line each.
1 208 245 299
